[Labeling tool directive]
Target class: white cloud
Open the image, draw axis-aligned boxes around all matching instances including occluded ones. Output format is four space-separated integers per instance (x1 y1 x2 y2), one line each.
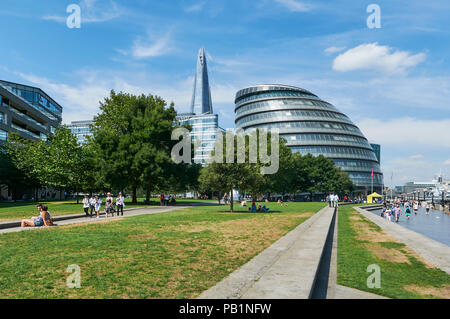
444 159 450 166
408 154 424 160
131 33 173 59
357 117 450 149
333 43 426 74
274 0 312 12
324 46 347 55
42 0 122 23
185 1 207 12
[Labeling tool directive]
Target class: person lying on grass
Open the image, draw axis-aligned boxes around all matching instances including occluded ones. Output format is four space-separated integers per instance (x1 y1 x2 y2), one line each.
21 204 53 228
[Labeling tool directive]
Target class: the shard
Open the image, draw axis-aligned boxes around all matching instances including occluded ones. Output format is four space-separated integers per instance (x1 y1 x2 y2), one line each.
190 48 213 114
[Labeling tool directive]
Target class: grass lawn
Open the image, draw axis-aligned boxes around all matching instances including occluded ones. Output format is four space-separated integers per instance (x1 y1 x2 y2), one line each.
0 198 217 221
0 202 324 298
337 205 450 299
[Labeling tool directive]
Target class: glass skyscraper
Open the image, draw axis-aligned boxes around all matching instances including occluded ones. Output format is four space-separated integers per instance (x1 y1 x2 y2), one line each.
234 84 384 194
176 48 222 165
0 80 62 144
67 120 94 144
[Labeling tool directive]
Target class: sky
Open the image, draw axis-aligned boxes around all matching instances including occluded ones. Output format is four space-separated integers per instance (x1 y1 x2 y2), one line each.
0 0 449 186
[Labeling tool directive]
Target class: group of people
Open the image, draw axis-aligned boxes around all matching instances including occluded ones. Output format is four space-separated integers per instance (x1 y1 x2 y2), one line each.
240 199 270 212
82 192 125 219
327 193 340 207
381 200 433 222
159 193 176 206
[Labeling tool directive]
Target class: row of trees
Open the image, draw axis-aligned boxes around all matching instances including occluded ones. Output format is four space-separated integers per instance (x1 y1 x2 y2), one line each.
198 133 354 211
1 91 354 209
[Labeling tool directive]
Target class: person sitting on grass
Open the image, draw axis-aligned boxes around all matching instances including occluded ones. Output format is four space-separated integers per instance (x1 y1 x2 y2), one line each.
262 205 270 213
251 201 257 212
21 204 53 228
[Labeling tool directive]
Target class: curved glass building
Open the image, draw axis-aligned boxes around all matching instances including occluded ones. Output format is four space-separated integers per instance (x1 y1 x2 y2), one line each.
234 84 383 194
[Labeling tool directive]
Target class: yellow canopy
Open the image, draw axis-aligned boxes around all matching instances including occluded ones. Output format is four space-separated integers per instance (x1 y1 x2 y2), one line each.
367 192 383 203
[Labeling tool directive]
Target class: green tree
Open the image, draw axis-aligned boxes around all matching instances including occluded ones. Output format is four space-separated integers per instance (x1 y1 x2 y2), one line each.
90 90 187 204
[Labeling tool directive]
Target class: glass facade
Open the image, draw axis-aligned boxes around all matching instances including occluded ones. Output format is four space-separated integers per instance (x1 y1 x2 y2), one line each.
176 113 222 165
0 80 61 143
67 120 94 144
190 48 213 115
235 84 384 193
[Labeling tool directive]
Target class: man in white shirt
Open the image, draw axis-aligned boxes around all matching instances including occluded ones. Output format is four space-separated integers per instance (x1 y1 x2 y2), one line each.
116 192 125 216
82 195 90 217
89 195 96 217
334 194 339 207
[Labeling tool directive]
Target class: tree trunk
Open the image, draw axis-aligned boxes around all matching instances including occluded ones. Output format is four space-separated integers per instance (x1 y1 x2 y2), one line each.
230 189 234 212
132 185 137 204
76 191 79 204
146 180 151 203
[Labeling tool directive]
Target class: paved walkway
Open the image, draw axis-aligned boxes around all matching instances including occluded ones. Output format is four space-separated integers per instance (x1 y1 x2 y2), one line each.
0 205 189 235
355 206 450 274
199 205 335 299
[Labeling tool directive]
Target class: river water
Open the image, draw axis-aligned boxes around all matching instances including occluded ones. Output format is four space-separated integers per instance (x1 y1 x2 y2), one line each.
370 207 450 246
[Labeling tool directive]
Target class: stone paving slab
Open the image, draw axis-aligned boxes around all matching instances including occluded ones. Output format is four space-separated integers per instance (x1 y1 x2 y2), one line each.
355 206 450 274
198 205 334 299
0 205 189 235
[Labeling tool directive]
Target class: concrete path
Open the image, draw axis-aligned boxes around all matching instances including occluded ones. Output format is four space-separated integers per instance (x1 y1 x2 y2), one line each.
0 205 189 235
198 205 335 299
355 206 450 274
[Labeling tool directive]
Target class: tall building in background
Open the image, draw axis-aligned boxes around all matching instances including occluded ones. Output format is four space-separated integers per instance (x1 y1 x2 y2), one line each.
67 120 94 144
176 48 222 165
0 80 62 144
234 84 384 195
190 48 213 115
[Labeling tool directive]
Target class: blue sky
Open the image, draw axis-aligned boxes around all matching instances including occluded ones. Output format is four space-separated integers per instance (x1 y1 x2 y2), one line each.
1 0 449 186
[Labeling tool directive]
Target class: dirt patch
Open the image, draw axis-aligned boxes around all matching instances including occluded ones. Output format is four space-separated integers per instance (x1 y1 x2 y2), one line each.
365 243 410 264
350 211 434 268
404 284 450 299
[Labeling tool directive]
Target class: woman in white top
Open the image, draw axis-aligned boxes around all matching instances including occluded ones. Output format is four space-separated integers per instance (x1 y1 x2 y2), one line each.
94 195 102 219
82 195 90 217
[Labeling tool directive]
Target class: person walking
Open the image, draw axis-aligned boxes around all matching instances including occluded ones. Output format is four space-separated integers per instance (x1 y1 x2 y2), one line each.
82 195 90 217
105 192 114 217
334 194 339 207
164 193 169 206
425 202 430 215
386 207 392 222
413 202 419 215
89 195 96 217
328 193 332 207
160 193 164 206
94 195 102 219
394 204 401 223
116 192 125 216
405 206 411 219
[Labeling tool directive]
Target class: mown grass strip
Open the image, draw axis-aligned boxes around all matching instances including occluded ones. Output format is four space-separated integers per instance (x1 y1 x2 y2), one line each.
337 205 450 299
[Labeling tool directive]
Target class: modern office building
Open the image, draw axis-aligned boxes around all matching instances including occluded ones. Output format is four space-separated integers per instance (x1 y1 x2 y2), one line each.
234 84 384 194
0 80 63 200
0 80 62 144
370 143 381 164
176 48 222 165
67 120 94 144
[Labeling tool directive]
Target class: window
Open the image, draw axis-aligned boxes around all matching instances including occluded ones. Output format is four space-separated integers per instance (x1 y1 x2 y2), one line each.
0 129 7 141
